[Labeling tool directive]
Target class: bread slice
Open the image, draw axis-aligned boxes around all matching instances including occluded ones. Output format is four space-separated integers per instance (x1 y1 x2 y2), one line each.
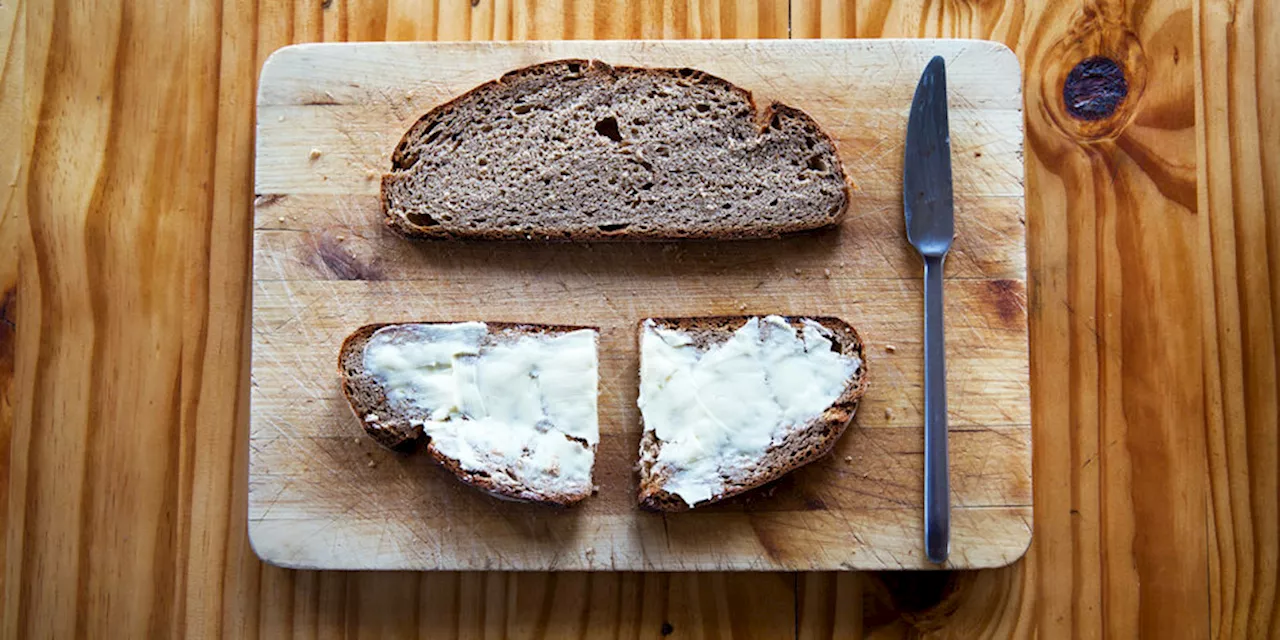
636 315 867 511
382 59 853 241
339 321 599 505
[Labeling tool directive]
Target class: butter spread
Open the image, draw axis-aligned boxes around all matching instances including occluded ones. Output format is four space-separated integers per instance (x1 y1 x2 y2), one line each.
363 323 598 495
637 316 860 506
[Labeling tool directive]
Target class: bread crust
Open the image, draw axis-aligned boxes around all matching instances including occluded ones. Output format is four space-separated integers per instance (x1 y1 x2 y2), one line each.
338 321 598 506
381 59 855 241
634 315 868 511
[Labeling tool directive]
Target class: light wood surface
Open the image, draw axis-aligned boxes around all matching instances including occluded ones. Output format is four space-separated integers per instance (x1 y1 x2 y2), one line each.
4 0 1277 636
249 39 1030 571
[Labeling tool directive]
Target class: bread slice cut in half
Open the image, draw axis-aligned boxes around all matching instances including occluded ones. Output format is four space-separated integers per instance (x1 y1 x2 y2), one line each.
382 59 853 241
636 315 867 511
339 322 599 505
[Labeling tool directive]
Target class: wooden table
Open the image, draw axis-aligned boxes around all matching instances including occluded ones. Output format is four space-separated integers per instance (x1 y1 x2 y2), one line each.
2 0 1275 637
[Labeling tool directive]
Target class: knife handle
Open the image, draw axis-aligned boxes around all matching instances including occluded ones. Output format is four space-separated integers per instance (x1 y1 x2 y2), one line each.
923 253 950 564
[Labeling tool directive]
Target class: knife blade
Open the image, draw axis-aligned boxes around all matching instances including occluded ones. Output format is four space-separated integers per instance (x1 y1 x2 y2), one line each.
904 55 953 564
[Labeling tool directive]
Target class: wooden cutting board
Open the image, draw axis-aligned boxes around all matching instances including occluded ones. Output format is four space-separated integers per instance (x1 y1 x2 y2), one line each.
249 39 1029 571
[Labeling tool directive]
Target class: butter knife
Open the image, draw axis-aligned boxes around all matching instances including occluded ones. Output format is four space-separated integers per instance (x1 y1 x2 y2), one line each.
904 55 953 564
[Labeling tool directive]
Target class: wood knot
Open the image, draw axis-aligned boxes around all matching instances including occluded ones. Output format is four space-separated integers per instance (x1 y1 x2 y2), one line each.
1038 9 1146 142
1063 57 1128 120
307 232 383 281
982 279 1026 328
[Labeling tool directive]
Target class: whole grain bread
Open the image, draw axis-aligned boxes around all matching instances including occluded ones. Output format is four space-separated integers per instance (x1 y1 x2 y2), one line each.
338 321 598 505
636 315 868 511
382 59 853 241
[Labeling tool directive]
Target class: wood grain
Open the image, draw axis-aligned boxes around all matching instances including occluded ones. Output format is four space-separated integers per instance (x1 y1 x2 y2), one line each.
1197 0 1280 636
4 0 1275 636
249 40 1029 571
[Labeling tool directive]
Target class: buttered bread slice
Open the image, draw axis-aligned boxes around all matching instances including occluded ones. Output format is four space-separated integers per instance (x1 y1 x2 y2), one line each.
636 315 867 511
339 322 599 505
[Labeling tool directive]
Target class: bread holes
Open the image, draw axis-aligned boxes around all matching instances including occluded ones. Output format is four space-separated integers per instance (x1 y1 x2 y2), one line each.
595 116 623 142
512 103 536 115
405 212 440 227
598 223 630 232
806 155 828 172
695 103 710 113
566 61 582 74
639 182 654 191
769 198 779 207
769 113 783 131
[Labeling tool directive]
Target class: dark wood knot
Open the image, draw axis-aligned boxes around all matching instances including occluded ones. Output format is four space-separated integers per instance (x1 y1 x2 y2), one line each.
1063 56 1128 120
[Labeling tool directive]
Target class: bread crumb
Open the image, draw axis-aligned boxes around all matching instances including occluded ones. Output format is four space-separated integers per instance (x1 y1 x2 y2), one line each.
367 459 376 468
277 216 285 223
823 268 832 278
336 235 346 241
840 262 847 268
794 268 802 275
885 408 894 420
309 148 322 160
844 456 853 464
738 303 747 311
365 170 377 181
277 115 285 122
365 413 379 422
884 344 897 353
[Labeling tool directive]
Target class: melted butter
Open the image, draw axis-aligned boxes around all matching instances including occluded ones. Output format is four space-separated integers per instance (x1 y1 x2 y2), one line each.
638 316 860 506
363 323 598 495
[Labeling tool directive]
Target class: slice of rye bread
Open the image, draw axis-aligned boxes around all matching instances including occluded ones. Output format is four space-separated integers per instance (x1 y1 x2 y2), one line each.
338 321 598 506
636 316 868 511
381 59 854 241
